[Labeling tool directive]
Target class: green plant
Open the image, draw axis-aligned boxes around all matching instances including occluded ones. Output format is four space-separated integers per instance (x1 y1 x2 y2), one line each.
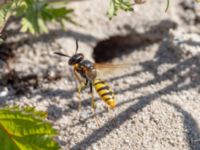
108 0 133 19
0 0 174 35
0 0 73 34
0 106 59 150
165 0 170 12
107 0 172 19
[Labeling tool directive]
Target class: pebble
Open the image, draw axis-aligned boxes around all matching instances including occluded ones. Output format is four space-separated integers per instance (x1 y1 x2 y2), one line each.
0 87 8 97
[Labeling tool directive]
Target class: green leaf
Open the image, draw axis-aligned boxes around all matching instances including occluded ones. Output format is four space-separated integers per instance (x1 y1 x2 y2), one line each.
108 0 116 19
108 0 133 19
38 18 48 33
0 107 59 150
0 2 12 26
0 38 4 44
6 106 48 119
165 0 170 12
18 0 73 34
21 17 36 34
1 0 73 34
42 7 73 21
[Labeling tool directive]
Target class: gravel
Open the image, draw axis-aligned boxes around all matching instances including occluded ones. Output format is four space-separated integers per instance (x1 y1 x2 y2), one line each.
1 0 200 149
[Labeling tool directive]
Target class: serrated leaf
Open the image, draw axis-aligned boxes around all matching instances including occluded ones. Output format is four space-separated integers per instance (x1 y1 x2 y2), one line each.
108 0 116 19
21 17 35 34
6 106 47 119
0 0 74 34
0 2 12 26
43 7 73 20
108 0 133 19
0 107 59 150
38 18 48 33
41 6 74 29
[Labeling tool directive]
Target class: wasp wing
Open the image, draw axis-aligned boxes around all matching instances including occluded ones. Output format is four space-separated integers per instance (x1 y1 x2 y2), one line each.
94 63 133 79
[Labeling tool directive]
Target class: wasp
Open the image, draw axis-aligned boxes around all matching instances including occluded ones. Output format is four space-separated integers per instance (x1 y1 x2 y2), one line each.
54 40 116 110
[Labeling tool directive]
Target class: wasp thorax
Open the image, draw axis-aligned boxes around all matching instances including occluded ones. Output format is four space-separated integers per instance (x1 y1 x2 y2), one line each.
68 53 84 65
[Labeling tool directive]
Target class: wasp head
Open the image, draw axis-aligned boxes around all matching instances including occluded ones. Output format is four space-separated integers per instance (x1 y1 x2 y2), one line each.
68 53 84 65
54 39 83 65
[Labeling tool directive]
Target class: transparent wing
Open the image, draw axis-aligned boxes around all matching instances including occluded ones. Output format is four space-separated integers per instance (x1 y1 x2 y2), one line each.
94 63 133 79
94 63 132 69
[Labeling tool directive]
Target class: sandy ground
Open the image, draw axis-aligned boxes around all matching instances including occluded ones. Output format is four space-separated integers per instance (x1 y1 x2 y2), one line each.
1 0 200 150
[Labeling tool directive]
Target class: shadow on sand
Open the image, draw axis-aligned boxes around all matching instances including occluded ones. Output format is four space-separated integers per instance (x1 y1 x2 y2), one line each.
1 19 200 150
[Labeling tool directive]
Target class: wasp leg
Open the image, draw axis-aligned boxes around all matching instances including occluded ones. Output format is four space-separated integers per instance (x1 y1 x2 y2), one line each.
73 70 85 111
89 83 96 111
90 83 100 126
77 81 89 111
68 68 75 87
73 69 82 84
77 83 82 111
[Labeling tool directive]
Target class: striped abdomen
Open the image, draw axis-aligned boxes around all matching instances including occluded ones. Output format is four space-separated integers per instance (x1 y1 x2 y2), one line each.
93 79 116 109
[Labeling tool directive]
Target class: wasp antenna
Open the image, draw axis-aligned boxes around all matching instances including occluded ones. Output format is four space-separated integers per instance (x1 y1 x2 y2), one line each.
54 52 70 58
75 39 79 54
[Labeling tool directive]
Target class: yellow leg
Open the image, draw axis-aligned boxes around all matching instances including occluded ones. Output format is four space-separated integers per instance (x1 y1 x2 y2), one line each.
89 83 100 126
91 91 96 113
77 84 82 111
89 83 96 112
73 70 85 111
76 80 88 111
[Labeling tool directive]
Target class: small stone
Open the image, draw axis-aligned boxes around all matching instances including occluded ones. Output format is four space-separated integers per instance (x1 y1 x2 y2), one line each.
86 121 96 129
0 87 8 97
91 144 98 150
79 111 90 122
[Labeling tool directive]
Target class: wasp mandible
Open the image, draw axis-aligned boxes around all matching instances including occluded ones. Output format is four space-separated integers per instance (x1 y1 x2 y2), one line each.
54 40 116 110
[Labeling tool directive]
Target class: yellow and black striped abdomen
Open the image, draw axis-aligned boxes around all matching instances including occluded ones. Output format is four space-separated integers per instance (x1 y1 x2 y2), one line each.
93 79 116 109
